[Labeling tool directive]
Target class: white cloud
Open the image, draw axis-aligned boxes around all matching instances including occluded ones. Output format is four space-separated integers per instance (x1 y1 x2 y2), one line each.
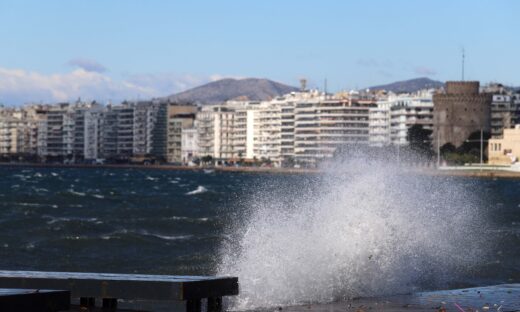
0 67 225 105
123 73 211 95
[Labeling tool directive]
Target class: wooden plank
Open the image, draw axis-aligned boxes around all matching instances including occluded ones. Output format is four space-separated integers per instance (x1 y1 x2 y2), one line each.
182 278 239 300
0 270 238 301
0 289 70 312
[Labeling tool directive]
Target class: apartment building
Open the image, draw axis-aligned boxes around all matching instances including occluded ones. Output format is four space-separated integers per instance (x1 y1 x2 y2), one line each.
0 113 24 155
369 90 437 149
131 101 168 159
280 100 296 161
181 127 199 164
196 105 235 161
166 104 197 163
389 91 434 145
0 106 47 158
369 101 391 146
490 93 520 138
102 103 134 159
292 96 372 164
72 103 104 161
228 101 260 160
83 106 104 160
42 103 76 160
254 101 282 164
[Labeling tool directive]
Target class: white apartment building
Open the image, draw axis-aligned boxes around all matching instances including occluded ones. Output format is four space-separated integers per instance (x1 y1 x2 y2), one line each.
228 101 261 160
43 103 76 159
389 90 434 145
83 107 104 160
196 105 235 161
181 127 199 164
280 100 296 161
73 103 104 161
194 91 374 166
296 100 371 164
369 101 391 146
369 90 435 147
254 101 282 164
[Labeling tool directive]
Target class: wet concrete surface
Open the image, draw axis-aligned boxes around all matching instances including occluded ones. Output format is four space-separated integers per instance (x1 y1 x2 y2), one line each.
259 284 520 312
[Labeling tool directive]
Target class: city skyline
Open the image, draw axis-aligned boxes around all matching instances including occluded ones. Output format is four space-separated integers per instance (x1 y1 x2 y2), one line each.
1 0 519 105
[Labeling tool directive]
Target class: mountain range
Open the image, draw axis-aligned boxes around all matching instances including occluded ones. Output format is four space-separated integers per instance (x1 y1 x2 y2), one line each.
162 77 447 105
368 77 444 93
164 78 299 104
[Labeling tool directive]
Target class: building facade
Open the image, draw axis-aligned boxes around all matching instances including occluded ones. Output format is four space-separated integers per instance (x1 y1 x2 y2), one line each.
389 91 434 145
181 127 199 164
433 81 492 149
166 104 197 163
490 93 520 138
488 125 520 165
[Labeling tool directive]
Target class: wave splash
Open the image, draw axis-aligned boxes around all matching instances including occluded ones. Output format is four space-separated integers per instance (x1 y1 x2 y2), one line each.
186 186 208 195
218 158 489 310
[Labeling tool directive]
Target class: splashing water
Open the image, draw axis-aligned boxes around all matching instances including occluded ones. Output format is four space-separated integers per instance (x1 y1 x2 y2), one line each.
218 159 489 310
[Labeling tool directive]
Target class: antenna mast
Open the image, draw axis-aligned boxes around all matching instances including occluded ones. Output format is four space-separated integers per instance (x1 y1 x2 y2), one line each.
461 47 465 81
324 78 328 95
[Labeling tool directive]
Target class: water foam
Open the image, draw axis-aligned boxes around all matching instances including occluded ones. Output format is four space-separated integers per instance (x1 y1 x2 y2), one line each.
186 186 208 195
218 159 488 310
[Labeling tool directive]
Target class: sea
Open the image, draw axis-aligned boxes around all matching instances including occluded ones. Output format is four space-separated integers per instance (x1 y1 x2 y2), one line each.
0 164 519 310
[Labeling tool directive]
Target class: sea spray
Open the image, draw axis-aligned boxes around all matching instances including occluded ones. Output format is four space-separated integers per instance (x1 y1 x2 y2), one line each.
218 158 489 310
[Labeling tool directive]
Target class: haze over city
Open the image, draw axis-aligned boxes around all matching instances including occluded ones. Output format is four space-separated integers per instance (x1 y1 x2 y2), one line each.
0 0 519 105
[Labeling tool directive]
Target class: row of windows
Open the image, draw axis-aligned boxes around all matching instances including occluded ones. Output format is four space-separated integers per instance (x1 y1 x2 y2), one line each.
490 143 502 151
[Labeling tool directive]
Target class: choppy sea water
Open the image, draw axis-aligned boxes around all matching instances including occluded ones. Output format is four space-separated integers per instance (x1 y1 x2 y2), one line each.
0 165 519 309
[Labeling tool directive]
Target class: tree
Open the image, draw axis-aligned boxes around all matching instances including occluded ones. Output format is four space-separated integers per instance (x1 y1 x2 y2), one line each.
457 130 491 159
441 131 491 165
282 156 295 168
440 143 456 156
201 155 213 165
407 125 433 157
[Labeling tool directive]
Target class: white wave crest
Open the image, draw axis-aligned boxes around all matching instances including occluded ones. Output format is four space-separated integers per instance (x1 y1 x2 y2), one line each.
68 189 86 196
186 186 208 195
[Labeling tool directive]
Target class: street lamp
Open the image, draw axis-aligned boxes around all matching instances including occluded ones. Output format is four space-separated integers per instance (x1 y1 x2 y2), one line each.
436 130 440 169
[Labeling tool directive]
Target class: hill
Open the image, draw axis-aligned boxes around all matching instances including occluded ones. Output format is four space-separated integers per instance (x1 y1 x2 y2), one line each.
164 78 299 104
369 77 444 93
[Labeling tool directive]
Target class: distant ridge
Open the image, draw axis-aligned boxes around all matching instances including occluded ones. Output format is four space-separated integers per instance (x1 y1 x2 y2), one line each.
369 77 444 93
164 78 299 104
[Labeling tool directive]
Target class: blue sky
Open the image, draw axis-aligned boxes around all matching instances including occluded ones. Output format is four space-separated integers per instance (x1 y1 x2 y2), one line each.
0 0 518 105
